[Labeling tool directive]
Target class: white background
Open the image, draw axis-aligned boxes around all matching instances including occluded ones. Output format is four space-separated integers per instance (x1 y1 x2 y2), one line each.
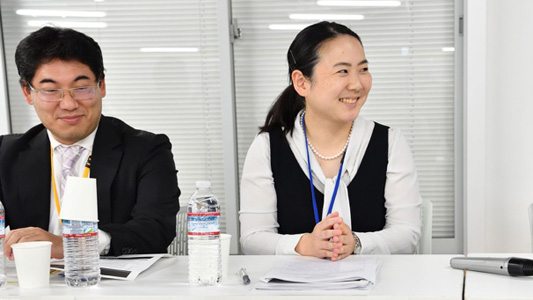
465 0 533 253
0 21 9 134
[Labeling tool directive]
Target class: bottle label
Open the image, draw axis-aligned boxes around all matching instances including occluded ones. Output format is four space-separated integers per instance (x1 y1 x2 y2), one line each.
62 220 99 238
187 212 220 236
0 216 4 238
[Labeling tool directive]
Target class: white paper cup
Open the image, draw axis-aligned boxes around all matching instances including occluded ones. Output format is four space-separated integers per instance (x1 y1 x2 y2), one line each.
59 177 99 222
11 241 52 288
220 233 231 281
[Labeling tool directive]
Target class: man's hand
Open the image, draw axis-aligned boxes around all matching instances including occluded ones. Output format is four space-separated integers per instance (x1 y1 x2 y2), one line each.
4 227 63 260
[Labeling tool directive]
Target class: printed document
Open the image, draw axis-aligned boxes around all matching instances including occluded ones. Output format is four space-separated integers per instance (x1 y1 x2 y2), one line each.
255 256 378 291
51 253 169 281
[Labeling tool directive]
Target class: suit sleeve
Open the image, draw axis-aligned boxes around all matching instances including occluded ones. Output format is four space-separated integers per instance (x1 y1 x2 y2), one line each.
99 134 180 255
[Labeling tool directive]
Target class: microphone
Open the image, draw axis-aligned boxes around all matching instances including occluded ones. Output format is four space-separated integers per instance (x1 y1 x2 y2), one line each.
450 257 533 276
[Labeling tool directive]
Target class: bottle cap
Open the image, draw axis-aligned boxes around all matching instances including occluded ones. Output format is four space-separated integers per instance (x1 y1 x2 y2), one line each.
195 181 211 188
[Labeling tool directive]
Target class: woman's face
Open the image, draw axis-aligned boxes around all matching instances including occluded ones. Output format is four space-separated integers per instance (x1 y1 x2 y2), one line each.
303 34 372 124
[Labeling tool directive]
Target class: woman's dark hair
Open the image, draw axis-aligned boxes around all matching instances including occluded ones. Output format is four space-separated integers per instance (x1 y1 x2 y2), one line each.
259 21 362 135
15 26 105 87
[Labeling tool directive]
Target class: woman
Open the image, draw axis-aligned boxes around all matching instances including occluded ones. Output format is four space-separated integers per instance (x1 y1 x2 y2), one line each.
239 21 421 261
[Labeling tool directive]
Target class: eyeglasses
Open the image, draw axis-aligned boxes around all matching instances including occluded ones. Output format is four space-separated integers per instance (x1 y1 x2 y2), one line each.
28 81 100 102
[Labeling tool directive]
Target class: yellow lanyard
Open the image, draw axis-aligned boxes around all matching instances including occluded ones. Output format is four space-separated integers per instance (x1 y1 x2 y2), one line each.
50 147 92 219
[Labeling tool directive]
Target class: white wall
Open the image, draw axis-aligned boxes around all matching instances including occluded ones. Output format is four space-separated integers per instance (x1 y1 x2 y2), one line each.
485 0 533 252
464 0 487 254
465 0 533 253
0 25 10 134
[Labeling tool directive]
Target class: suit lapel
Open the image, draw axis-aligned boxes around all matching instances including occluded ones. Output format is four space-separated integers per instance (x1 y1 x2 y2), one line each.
18 128 51 229
91 116 123 224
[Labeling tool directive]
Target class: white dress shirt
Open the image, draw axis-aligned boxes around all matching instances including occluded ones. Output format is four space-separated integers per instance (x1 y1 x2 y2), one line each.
239 111 422 255
47 129 111 254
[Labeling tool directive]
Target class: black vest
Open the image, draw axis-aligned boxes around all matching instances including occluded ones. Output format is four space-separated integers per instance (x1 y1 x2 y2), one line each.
269 122 388 234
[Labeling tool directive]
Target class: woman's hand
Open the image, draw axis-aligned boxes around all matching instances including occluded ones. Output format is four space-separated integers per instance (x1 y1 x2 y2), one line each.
330 222 356 261
295 212 343 259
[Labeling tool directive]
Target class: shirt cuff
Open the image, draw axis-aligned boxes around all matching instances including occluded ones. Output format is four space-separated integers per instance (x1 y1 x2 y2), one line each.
275 234 304 255
98 229 111 255
356 232 377 254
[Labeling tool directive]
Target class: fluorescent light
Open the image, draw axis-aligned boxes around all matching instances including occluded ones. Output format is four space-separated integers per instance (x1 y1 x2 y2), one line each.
317 1 401 7
17 9 106 18
27 21 107 28
289 14 364 21
269 24 311 30
140 47 199 53
442 47 455 52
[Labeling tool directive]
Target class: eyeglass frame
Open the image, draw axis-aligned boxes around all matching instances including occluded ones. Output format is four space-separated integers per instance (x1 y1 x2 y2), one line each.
26 81 101 102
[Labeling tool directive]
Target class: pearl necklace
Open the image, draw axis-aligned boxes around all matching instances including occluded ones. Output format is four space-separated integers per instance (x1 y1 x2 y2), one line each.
301 112 353 160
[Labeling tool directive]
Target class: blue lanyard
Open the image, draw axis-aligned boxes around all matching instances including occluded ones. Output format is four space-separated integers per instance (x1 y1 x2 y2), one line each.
302 112 346 224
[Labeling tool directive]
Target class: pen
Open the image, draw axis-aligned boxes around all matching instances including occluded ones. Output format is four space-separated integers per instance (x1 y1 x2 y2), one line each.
239 267 250 285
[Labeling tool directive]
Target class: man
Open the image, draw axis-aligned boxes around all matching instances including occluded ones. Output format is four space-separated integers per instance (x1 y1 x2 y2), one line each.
0 26 180 258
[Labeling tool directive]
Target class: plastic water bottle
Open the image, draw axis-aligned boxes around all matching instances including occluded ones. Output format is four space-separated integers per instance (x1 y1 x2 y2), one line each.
62 219 100 287
0 201 6 288
188 181 221 286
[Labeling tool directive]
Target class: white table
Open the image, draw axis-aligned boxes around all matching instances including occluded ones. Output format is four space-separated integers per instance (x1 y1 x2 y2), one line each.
0 255 464 299
464 253 533 300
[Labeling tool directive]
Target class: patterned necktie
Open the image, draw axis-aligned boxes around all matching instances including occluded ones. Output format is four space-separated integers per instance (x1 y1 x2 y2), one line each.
56 145 86 197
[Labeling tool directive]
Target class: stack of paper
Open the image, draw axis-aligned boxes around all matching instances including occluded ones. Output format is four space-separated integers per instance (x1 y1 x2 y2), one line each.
255 256 378 291
51 253 168 281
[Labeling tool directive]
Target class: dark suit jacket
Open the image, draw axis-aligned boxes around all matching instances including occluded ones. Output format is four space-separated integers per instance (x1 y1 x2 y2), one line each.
0 115 180 255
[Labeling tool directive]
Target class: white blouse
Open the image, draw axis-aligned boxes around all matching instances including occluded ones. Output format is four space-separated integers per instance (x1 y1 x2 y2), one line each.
239 111 422 255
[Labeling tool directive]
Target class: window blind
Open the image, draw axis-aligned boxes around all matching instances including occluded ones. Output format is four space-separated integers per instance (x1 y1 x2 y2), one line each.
232 0 456 238
0 0 228 231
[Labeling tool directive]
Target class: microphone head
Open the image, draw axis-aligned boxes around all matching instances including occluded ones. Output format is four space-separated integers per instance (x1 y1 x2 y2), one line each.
508 258 533 276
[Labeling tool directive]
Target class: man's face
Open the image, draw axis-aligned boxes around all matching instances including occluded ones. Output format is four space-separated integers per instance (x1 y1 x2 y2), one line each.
22 59 105 145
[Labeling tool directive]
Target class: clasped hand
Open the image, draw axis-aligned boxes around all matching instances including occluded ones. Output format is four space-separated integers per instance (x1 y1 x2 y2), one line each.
295 212 356 261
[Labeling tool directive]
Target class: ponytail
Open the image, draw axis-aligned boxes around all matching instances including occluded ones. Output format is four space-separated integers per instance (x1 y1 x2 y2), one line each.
259 84 305 135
